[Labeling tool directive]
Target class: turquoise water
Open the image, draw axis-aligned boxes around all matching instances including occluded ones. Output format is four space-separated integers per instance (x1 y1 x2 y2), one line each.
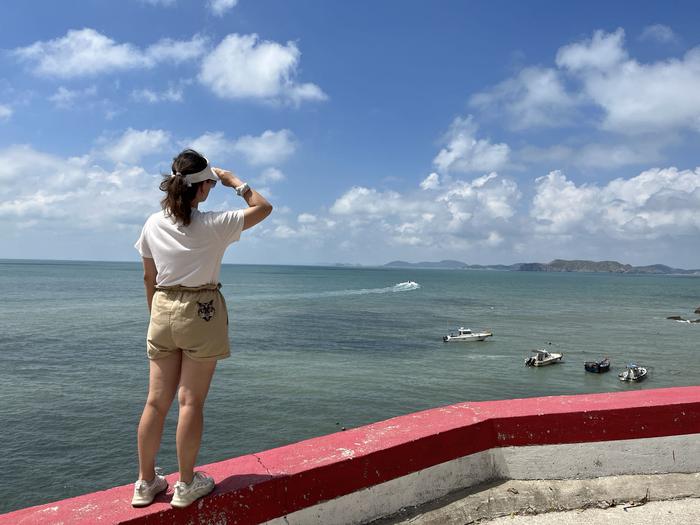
1 260 699 512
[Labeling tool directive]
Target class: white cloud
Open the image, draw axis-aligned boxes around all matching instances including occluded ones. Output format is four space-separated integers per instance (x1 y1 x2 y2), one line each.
13 28 206 77
470 67 578 129
0 144 159 228
484 231 504 247
186 129 296 167
49 86 98 108
558 29 700 133
131 87 183 103
556 29 628 72
288 83 328 106
531 171 599 235
297 213 317 224
264 213 337 242
0 104 12 121
102 128 171 163
640 24 679 44
146 35 207 64
257 167 286 184
420 172 440 190
259 164 700 264
188 131 232 159
437 173 520 233
0 145 71 185
471 28 700 136
208 0 238 16
326 172 520 248
14 28 144 76
532 168 700 238
433 116 510 173
330 187 416 217
270 224 297 239
233 129 296 165
198 33 327 105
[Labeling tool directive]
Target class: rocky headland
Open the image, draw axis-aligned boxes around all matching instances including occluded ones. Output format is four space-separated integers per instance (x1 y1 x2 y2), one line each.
384 259 700 275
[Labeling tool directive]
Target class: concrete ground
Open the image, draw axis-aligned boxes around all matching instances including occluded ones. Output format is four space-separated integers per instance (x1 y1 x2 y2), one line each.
484 498 700 524
373 473 700 525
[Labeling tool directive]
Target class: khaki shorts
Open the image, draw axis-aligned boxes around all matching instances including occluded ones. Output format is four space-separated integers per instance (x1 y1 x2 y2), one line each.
147 283 230 361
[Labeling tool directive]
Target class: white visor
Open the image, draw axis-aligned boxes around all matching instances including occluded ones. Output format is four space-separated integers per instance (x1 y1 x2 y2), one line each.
176 156 217 185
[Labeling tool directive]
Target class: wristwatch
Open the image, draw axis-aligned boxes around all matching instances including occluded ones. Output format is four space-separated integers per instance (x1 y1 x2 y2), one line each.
235 182 250 196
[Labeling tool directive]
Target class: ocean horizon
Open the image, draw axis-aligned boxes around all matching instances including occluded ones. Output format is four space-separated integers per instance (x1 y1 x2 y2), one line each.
4 256 699 272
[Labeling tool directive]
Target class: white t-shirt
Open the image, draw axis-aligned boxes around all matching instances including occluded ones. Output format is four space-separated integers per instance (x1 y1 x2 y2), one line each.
135 208 245 287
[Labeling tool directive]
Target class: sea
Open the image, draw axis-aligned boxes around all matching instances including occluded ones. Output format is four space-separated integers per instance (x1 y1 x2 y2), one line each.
1 259 699 513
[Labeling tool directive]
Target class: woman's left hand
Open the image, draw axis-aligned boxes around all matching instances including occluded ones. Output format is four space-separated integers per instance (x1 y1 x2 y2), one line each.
212 167 243 188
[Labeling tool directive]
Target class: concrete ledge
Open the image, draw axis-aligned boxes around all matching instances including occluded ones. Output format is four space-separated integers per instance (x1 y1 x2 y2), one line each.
374 473 700 524
270 433 700 525
2 386 700 525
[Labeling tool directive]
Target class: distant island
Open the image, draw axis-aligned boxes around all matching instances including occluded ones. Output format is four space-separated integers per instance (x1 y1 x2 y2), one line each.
384 259 700 275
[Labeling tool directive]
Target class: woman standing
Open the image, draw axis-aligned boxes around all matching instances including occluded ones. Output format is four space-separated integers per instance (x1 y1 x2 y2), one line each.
131 149 272 508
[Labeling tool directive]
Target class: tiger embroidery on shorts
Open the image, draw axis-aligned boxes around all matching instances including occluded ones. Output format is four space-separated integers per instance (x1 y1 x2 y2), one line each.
197 300 215 322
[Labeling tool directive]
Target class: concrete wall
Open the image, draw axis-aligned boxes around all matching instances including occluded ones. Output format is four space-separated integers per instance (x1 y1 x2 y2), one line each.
3 386 699 525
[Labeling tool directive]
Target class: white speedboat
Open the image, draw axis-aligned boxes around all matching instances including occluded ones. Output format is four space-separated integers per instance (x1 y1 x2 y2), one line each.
525 349 563 367
618 364 648 382
443 327 493 342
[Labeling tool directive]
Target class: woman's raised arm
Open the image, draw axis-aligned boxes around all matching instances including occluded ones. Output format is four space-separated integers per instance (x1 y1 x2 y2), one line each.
212 167 273 230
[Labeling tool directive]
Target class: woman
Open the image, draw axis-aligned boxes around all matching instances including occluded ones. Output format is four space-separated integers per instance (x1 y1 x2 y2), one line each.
131 149 272 508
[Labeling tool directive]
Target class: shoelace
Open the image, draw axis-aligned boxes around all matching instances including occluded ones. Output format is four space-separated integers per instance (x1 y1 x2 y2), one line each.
174 472 211 494
136 467 164 494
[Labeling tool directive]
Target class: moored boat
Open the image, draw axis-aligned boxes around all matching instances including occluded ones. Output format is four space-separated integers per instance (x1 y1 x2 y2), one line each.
443 327 493 342
584 357 611 373
618 363 647 382
525 349 563 367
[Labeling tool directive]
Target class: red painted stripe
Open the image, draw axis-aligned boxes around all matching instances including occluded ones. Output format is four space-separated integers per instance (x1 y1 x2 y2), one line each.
3 386 700 525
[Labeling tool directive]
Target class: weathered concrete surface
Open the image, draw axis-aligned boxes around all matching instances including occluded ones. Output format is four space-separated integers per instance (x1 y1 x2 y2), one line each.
375 473 700 524
484 498 700 525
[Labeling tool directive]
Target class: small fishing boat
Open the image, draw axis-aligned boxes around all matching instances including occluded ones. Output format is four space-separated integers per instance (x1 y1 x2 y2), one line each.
584 357 611 373
525 349 563 367
442 327 493 342
618 363 648 382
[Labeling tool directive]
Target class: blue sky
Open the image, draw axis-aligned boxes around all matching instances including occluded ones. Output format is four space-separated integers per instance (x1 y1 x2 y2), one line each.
1 0 700 267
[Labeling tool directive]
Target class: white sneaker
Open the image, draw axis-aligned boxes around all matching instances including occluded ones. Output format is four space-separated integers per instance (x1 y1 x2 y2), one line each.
131 473 168 507
170 471 215 508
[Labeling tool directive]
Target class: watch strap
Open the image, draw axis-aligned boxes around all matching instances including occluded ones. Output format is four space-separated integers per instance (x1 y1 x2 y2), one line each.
235 182 250 196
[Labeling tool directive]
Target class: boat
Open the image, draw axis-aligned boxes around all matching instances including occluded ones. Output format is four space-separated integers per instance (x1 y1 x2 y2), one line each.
618 363 648 382
442 327 493 342
584 357 611 373
525 349 563 367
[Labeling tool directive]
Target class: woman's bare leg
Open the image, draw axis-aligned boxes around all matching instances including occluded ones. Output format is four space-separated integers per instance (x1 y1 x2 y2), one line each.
176 356 217 484
137 351 182 481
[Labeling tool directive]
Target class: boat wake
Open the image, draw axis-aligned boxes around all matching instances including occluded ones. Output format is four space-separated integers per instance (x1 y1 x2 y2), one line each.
315 281 421 298
388 281 421 292
237 281 421 301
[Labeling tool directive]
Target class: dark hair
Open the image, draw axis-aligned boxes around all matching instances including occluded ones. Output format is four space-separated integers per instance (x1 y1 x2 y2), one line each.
159 149 207 226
